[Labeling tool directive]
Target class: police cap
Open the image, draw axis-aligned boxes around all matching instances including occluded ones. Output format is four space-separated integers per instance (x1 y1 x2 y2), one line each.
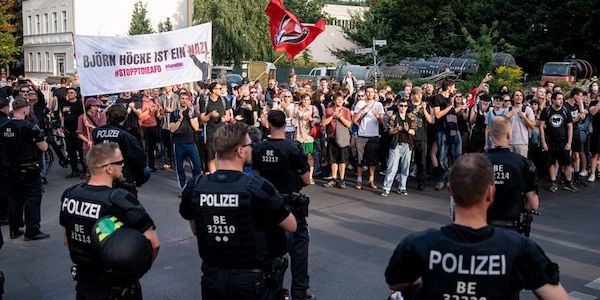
92 216 153 281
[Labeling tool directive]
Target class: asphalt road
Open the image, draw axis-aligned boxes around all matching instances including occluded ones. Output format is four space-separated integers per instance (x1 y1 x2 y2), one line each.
1 165 599 300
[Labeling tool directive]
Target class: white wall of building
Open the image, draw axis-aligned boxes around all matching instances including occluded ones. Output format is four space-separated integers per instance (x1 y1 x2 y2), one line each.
305 4 368 64
23 0 190 81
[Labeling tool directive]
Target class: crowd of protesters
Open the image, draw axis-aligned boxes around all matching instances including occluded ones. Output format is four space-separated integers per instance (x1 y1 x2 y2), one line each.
1 72 599 198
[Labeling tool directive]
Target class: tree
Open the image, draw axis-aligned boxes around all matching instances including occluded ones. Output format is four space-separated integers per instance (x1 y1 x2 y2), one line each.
334 0 599 74
157 17 173 33
128 1 154 35
462 22 514 80
332 0 467 65
283 0 327 23
194 0 275 65
0 0 21 75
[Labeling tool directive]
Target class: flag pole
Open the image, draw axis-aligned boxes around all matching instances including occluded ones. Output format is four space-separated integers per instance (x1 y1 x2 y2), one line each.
253 53 287 82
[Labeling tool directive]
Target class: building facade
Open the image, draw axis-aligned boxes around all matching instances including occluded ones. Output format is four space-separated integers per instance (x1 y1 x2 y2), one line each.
22 0 191 82
306 4 368 64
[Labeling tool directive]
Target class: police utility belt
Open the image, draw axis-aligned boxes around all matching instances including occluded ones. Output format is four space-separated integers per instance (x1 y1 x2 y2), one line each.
283 192 310 217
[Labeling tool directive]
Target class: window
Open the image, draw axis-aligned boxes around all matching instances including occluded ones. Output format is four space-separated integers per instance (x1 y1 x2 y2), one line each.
36 14 40 34
43 14 48 33
37 52 42 72
56 54 65 76
28 53 33 72
45 52 50 72
61 11 67 32
52 12 57 33
27 16 32 35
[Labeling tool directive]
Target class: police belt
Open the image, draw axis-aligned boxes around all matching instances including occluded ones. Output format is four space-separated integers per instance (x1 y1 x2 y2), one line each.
202 264 265 274
488 219 518 228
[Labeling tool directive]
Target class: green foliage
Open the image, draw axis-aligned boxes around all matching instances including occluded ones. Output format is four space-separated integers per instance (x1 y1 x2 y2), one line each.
335 0 600 74
128 1 154 35
283 0 327 23
488 66 524 94
0 0 21 69
157 18 173 33
194 0 275 65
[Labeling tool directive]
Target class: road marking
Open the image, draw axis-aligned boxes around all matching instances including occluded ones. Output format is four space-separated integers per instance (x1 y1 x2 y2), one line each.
585 278 600 291
569 291 597 300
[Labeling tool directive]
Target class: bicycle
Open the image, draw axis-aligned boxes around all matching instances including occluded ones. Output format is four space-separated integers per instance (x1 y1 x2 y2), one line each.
40 117 69 176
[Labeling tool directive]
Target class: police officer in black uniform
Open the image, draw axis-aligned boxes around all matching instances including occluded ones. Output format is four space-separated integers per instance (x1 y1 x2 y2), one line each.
93 105 149 196
0 98 11 225
252 111 315 300
385 154 569 300
60 142 160 300
0 98 50 240
180 123 297 300
484 115 539 236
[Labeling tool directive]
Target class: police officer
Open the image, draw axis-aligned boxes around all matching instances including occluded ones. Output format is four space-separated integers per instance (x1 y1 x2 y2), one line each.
93 105 149 196
484 115 539 235
60 142 160 299
385 154 569 300
252 111 315 300
0 98 11 224
0 98 50 240
180 123 297 300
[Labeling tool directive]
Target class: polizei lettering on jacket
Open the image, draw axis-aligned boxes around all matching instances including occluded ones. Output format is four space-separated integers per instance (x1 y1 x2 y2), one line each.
95 129 120 139
199 194 239 207
429 250 506 275
61 198 101 219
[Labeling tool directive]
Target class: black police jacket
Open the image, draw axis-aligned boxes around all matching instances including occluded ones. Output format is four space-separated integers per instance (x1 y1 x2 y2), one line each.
252 138 310 194
0 118 45 167
180 170 290 269
59 183 155 280
484 148 538 221
385 224 560 300
93 123 147 183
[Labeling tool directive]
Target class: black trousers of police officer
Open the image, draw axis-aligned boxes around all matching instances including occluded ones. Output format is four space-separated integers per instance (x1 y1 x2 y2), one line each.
201 264 276 300
75 274 142 300
6 165 42 234
290 213 310 298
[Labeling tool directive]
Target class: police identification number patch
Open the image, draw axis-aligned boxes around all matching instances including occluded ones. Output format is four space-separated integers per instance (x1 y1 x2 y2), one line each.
199 193 241 246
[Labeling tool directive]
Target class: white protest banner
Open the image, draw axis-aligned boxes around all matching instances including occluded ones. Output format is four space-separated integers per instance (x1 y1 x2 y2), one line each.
74 22 211 96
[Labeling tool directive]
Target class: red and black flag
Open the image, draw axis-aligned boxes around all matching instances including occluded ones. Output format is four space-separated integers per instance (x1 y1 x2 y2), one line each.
265 0 325 60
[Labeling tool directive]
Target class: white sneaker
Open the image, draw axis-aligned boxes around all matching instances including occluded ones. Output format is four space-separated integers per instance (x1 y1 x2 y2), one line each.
588 174 596 182
580 170 588 177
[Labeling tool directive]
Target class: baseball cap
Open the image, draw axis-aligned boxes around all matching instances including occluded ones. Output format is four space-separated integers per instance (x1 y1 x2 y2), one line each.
85 98 101 106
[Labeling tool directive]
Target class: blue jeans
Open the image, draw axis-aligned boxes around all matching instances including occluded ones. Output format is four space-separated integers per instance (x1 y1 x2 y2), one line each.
313 137 323 176
174 142 202 190
436 130 462 182
382 143 412 191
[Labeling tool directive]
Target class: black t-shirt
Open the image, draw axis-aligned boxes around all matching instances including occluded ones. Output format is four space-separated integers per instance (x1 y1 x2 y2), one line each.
59 99 84 131
485 148 537 221
429 94 451 130
199 96 231 137
115 97 142 130
540 106 572 144
170 108 197 144
385 224 560 299
52 87 67 103
590 100 600 134
408 102 428 142
563 101 581 136
252 138 309 194
235 98 259 126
